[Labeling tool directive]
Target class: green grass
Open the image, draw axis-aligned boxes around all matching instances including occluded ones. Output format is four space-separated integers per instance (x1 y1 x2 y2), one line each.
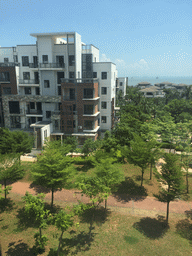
0 197 192 256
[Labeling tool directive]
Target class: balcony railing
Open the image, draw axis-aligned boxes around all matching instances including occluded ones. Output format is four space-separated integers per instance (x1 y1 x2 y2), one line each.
26 110 42 115
29 63 38 68
63 96 76 101
61 78 98 84
39 63 65 68
19 79 39 84
52 110 60 115
0 62 20 67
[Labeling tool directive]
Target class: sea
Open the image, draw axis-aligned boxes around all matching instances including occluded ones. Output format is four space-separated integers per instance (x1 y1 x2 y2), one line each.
128 76 192 86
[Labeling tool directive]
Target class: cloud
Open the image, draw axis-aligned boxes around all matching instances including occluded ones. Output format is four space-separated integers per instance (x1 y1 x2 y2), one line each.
100 53 111 62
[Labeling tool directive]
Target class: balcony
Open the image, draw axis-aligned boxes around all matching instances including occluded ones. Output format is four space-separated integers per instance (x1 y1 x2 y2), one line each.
26 110 43 116
61 78 98 84
29 63 38 68
19 79 39 86
63 96 76 101
52 110 60 116
39 63 65 69
0 62 20 67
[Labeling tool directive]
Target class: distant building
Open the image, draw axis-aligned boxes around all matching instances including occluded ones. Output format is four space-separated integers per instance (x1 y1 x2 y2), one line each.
139 86 165 98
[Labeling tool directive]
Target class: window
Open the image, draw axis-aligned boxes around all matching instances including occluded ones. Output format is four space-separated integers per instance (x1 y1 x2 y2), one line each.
0 72 10 82
9 101 20 114
56 56 64 67
120 82 123 86
101 116 107 123
34 72 39 84
101 72 107 80
13 55 18 62
44 130 47 138
69 88 75 100
101 101 107 109
55 120 59 130
10 116 21 128
25 87 31 95
73 120 75 128
84 120 93 130
30 102 35 109
67 120 72 126
101 87 107 95
57 72 64 84
23 72 30 80
42 55 48 63
69 55 75 66
84 88 93 98
22 56 29 66
46 111 51 118
84 105 94 115
69 72 75 78
36 87 40 95
44 80 50 88
4 58 8 63
3 87 11 95
58 86 61 96
93 72 97 78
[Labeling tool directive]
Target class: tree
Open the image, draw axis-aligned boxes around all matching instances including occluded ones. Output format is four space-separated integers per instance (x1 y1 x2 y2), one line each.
54 210 74 255
81 138 98 157
154 153 184 224
22 192 50 252
11 130 34 156
0 128 14 154
0 154 25 199
95 159 124 209
31 146 75 208
128 135 151 187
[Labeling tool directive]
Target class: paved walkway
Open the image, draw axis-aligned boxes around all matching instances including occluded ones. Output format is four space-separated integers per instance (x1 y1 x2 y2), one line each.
9 182 192 218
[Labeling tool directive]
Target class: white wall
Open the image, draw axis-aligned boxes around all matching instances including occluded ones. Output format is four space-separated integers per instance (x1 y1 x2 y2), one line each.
41 123 53 147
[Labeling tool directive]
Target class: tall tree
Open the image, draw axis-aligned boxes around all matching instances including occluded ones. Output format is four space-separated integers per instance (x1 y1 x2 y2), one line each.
0 154 25 199
128 135 151 187
31 145 75 208
154 153 184 224
95 159 124 209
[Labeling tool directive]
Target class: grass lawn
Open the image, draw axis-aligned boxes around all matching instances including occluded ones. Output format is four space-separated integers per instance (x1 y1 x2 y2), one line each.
0 197 192 256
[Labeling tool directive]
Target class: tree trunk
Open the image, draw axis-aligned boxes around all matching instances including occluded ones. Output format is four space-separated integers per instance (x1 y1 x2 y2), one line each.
105 199 107 210
89 209 95 241
39 227 42 239
150 162 153 180
166 201 170 224
4 179 7 200
57 230 64 256
51 188 54 208
141 169 144 187
186 171 189 194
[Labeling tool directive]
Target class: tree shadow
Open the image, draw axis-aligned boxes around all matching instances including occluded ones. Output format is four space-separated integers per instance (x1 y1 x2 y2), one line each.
48 230 95 255
29 181 51 194
133 215 169 239
0 198 15 213
113 177 148 202
176 209 192 244
16 206 39 231
44 201 62 215
5 241 37 256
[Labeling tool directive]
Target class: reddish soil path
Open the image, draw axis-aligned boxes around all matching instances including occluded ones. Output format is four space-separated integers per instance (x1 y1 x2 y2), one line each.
9 182 192 218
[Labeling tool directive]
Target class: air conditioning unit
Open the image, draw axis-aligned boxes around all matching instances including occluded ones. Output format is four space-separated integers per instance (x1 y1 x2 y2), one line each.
78 126 82 129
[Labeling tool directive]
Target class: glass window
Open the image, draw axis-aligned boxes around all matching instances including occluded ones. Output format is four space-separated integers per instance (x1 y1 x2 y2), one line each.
120 82 123 86
84 105 94 115
13 55 18 62
101 87 107 95
58 86 61 96
46 111 51 118
69 55 75 66
4 58 8 63
10 116 21 128
44 80 50 88
93 72 97 78
0 72 10 82
101 72 107 80
36 87 40 95
57 72 64 84
84 88 93 98
101 101 107 109
101 116 107 123
23 72 30 80
9 101 20 114
3 87 11 95
69 72 75 78
25 87 31 95
22 56 29 66
42 55 48 63
84 120 93 130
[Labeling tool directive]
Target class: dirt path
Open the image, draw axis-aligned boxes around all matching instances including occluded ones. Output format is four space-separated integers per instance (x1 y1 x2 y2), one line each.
9 181 192 218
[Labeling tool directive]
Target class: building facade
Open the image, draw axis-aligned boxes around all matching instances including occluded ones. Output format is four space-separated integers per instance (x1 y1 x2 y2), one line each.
0 32 123 147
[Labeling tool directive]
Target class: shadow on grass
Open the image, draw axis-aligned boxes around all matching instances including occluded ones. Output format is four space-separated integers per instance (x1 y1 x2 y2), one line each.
133 215 169 239
29 181 51 194
176 209 192 244
0 198 15 213
113 177 148 203
48 231 95 255
16 206 39 231
5 241 37 256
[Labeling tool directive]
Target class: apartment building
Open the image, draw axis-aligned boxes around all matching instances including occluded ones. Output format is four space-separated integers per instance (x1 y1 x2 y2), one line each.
0 32 123 147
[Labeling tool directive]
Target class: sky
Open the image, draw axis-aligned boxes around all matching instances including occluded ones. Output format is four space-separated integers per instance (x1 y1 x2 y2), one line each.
0 0 192 77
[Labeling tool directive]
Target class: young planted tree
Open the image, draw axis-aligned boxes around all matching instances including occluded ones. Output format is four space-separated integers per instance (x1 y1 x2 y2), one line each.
22 192 50 252
154 153 184 224
0 154 25 199
54 210 74 256
95 159 124 209
128 135 151 187
31 146 75 208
